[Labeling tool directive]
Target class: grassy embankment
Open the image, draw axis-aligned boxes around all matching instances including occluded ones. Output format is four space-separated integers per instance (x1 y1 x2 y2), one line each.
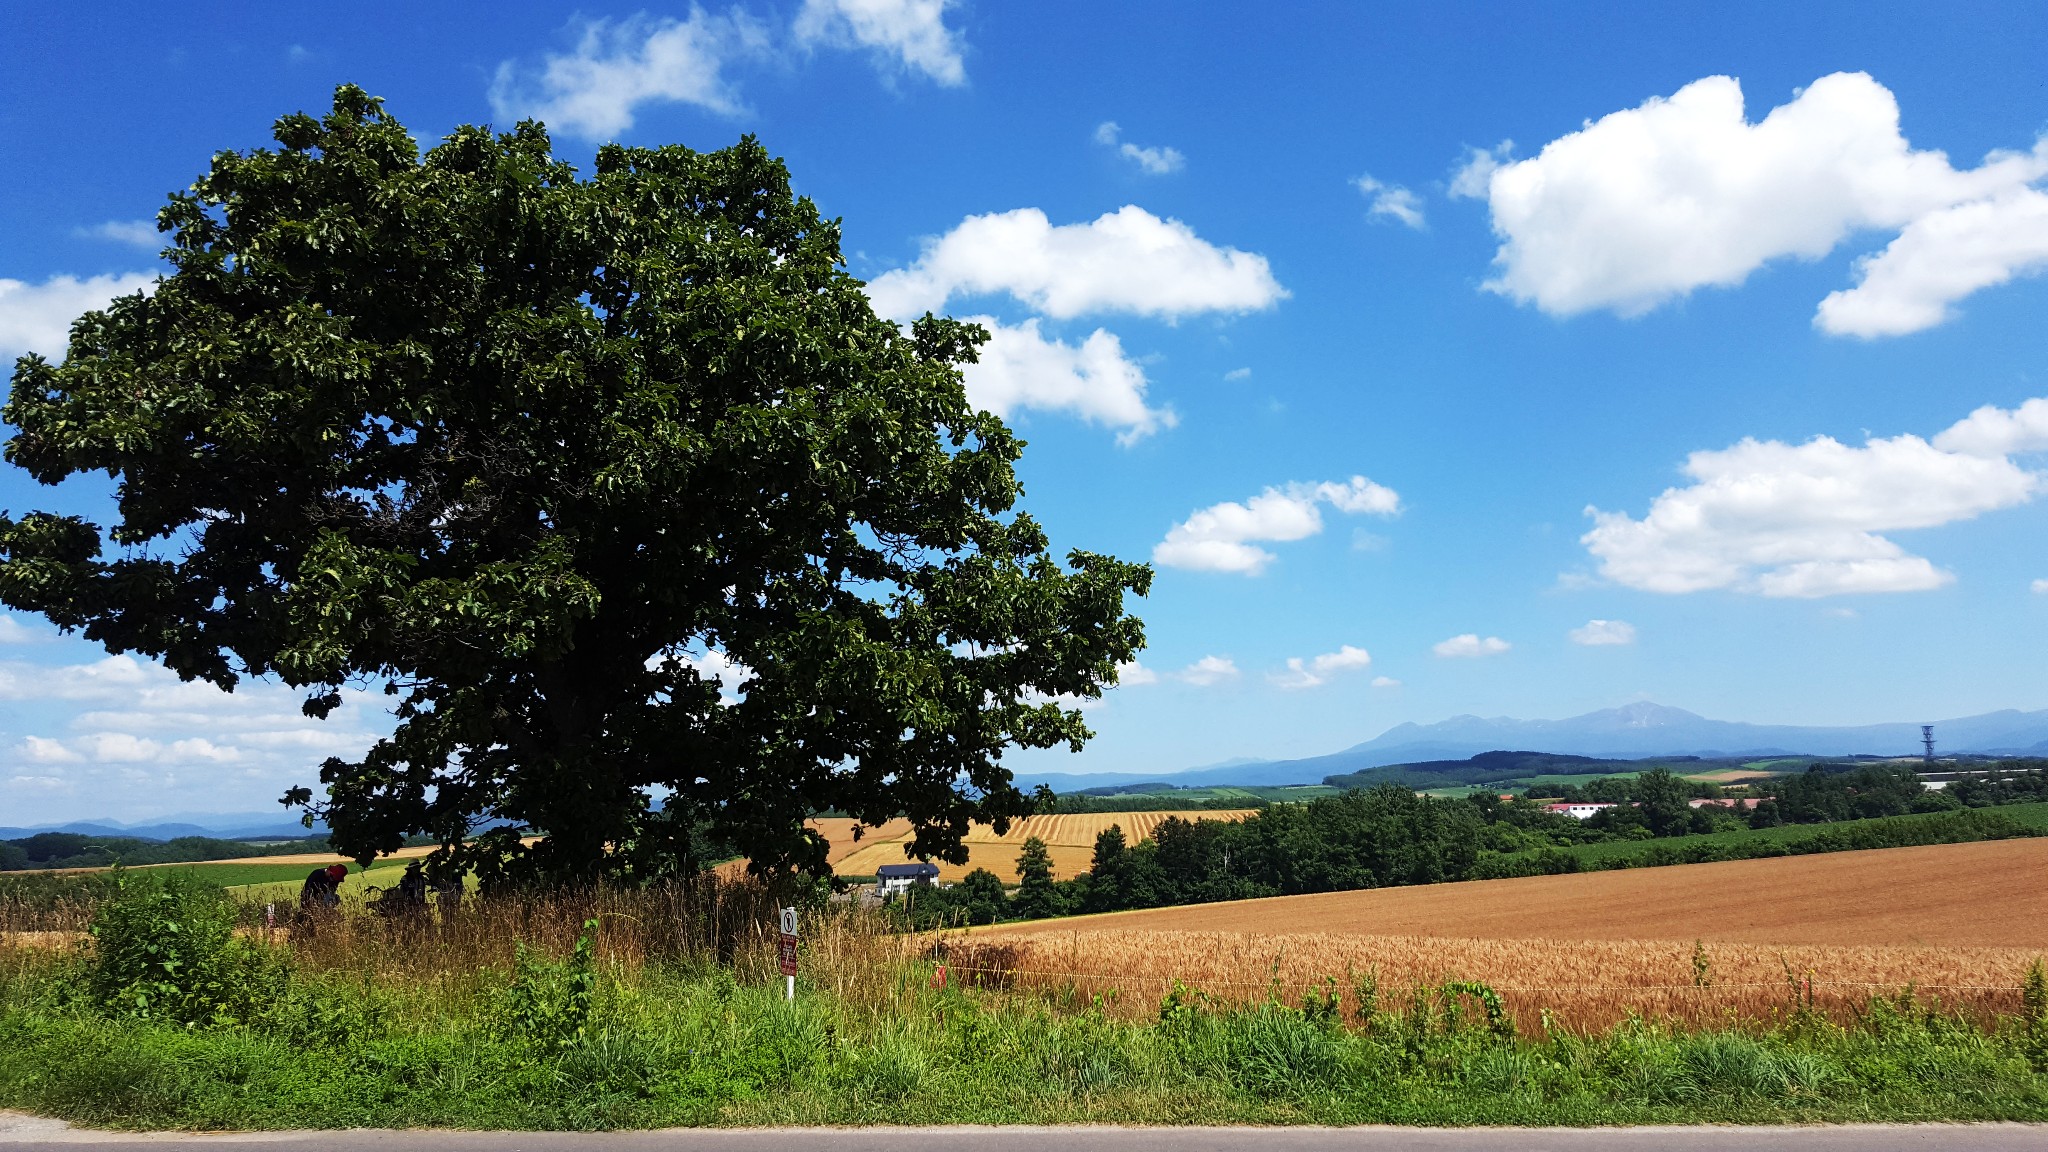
5 872 2048 1129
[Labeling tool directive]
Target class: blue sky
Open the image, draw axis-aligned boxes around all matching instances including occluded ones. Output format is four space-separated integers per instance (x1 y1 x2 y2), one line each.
4 1 2048 823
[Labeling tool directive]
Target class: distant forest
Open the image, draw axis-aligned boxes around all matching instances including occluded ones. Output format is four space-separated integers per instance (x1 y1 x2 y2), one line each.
0 833 332 872
895 760 2048 928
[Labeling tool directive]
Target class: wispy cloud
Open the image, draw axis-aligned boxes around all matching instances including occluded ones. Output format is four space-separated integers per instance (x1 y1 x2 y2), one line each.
1434 634 1510 658
794 0 966 86
1269 645 1372 689
75 220 160 248
1568 619 1637 646
1096 122 1185 175
1354 173 1425 229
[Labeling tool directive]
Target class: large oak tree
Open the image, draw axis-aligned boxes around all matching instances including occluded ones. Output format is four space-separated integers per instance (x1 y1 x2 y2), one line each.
0 87 1148 885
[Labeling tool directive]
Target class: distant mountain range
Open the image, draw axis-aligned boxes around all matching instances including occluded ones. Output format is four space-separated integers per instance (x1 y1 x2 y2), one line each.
0 812 325 843
21 703 2048 834
1011 702 2048 792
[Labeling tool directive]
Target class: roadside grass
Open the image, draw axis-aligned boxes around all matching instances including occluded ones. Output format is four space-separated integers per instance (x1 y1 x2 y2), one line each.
3 874 2048 1129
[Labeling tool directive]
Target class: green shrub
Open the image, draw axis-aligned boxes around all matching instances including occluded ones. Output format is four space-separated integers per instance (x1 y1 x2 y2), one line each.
495 918 598 1050
86 871 276 1025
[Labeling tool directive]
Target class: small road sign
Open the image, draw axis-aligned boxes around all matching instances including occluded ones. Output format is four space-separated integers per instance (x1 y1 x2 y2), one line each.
777 906 799 997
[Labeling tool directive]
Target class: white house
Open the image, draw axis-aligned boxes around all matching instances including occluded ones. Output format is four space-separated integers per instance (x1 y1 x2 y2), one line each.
1541 802 1618 820
876 862 941 894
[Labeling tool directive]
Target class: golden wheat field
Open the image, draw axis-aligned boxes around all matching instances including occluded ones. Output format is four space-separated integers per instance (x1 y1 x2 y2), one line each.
943 839 2048 1028
830 810 1257 883
975 838 2048 948
938 928 2041 1031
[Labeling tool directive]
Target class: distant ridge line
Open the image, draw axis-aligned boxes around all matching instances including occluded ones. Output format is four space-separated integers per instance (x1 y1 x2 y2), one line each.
1012 701 2048 792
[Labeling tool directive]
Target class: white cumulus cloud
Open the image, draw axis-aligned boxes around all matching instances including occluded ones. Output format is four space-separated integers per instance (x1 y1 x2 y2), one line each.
1461 71 2048 332
1154 477 1400 575
1569 619 1637 646
1370 675 1401 688
1434 634 1510 658
1270 645 1372 690
490 10 767 139
1095 122 1185 175
1583 396 2048 598
795 0 965 86
1114 660 1159 687
18 736 81 764
1817 188 2048 336
961 317 1173 443
866 205 1286 322
0 272 156 361
1175 656 1239 687
1354 174 1425 229
2034 579 2048 595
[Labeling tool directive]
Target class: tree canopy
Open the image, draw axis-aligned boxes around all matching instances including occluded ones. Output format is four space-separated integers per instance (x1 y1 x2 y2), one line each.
0 86 1149 885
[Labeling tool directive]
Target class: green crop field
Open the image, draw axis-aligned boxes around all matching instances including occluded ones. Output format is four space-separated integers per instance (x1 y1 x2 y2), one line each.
140 857 414 892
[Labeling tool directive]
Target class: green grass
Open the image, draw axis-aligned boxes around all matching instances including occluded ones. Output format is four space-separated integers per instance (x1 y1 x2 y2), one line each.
9 872 2048 1130
5 933 2048 1129
140 857 413 892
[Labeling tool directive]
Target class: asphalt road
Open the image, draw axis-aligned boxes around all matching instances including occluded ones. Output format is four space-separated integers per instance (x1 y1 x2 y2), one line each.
5 1116 2048 1152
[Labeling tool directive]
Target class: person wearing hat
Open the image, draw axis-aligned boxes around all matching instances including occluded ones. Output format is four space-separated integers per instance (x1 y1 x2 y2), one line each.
299 862 347 911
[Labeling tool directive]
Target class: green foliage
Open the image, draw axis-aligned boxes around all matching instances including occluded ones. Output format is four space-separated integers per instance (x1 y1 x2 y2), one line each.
1947 762 2048 806
1756 763 1930 825
1080 824 1134 913
2023 960 2048 1070
0 85 1149 887
86 872 276 1025
497 918 599 1050
1592 806 2038 871
1066 784 1487 915
1500 803 2048 874
1011 837 1062 919
893 869 1008 930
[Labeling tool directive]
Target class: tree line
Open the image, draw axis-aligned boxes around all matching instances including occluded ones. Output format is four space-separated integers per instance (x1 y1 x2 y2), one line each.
0 833 335 872
893 762 2048 928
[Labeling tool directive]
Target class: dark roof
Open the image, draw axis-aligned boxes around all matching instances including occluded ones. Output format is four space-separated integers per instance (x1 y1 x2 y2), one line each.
876 862 940 877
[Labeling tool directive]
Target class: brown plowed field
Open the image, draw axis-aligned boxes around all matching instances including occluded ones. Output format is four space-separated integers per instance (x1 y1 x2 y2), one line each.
832 810 1257 883
976 837 2048 949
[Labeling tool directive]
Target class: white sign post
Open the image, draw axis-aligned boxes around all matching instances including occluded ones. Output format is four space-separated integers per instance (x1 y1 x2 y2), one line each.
777 906 799 1001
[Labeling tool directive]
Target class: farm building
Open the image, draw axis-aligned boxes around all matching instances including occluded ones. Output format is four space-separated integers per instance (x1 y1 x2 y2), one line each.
1543 802 1618 820
875 862 941 893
